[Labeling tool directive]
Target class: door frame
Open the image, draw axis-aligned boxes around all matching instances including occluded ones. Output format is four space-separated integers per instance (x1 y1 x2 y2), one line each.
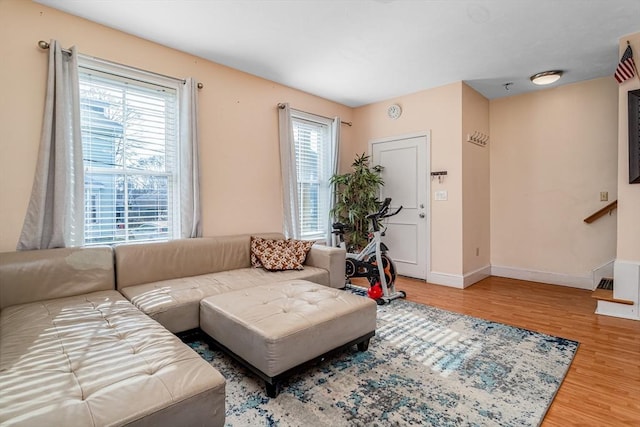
369 131 431 280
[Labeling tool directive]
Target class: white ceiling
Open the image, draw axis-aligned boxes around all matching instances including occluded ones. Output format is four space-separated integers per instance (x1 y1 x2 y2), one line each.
36 0 640 107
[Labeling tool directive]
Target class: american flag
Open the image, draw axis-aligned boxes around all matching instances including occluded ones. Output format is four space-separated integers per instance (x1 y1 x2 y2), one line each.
614 44 636 84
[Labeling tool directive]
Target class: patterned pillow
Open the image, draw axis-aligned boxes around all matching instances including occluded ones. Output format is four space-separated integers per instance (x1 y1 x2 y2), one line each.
285 239 315 268
250 237 314 271
250 236 267 268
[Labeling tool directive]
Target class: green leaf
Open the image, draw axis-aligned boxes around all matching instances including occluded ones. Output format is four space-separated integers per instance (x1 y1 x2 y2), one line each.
330 153 384 252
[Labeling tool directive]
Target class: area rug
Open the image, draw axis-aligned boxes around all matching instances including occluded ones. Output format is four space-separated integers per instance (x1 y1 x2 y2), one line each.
184 293 578 426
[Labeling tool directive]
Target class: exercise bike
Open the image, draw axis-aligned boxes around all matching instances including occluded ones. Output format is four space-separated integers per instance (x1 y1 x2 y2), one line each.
332 197 407 305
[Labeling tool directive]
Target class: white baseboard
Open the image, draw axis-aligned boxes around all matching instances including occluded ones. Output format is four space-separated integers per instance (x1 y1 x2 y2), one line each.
427 271 464 288
429 261 639 321
428 265 491 289
431 264 620 291
464 265 491 288
490 265 593 290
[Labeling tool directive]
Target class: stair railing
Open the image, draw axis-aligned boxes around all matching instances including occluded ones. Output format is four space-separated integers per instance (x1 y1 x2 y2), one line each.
583 200 618 224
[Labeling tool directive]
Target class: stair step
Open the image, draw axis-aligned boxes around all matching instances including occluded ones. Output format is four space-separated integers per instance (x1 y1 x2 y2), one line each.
592 277 634 305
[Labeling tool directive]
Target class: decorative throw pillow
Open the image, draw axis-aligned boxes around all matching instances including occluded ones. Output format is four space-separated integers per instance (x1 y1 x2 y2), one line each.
250 236 267 268
251 237 314 271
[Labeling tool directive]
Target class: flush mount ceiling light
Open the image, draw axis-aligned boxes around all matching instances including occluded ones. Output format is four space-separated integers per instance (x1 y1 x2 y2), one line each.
530 70 563 85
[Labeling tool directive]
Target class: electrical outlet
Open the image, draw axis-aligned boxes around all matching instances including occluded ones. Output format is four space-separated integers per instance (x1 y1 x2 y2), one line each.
600 191 608 202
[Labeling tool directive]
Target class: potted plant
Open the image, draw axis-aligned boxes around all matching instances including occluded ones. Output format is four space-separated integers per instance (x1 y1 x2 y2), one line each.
330 153 384 251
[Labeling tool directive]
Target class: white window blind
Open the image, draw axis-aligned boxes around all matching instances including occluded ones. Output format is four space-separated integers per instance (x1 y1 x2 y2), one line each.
292 113 332 240
79 63 179 245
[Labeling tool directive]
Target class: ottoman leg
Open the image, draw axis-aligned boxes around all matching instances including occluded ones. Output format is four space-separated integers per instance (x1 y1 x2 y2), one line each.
266 381 279 398
357 338 371 352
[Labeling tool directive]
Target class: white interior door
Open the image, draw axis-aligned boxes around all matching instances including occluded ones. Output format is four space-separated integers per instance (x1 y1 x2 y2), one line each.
371 134 429 279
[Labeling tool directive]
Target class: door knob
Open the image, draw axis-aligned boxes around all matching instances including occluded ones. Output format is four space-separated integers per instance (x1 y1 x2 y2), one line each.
419 213 425 218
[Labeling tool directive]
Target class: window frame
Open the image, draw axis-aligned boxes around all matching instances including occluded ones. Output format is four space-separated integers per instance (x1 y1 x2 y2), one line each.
78 56 182 246
290 110 333 241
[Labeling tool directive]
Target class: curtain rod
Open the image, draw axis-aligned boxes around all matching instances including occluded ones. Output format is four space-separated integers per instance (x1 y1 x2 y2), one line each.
278 103 352 127
37 40 204 89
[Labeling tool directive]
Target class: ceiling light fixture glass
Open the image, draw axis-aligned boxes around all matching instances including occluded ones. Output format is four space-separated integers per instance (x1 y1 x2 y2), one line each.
530 70 563 85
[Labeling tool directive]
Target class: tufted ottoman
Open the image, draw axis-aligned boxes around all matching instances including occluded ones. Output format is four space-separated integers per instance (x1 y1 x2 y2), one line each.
200 279 377 397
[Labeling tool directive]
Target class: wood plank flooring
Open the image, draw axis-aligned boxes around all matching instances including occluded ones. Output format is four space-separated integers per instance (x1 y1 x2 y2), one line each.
353 275 640 426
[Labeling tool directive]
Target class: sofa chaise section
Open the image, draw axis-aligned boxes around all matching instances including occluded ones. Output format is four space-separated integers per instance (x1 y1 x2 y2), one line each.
114 233 346 333
0 247 225 427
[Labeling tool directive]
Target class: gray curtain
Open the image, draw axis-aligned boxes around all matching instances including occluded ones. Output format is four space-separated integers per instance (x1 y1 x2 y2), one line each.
179 77 202 238
17 40 84 250
278 103 300 239
326 117 341 246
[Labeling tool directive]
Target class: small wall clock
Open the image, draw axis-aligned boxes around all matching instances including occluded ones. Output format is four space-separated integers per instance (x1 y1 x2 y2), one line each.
387 104 402 119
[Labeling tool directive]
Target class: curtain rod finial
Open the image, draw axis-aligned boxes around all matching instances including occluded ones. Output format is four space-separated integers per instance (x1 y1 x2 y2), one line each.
38 40 50 50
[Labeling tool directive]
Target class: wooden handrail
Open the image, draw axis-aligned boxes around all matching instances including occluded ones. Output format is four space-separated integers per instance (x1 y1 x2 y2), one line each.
584 200 618 224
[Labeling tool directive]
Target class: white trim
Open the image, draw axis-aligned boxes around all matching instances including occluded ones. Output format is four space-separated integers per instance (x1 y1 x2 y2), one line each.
290 109 333 126
592 258 615 290
79 55 182 90
596 300 638 320
368 131 431 281
490 265 592 290
593 259 639 321
77 61 181 245
427 265 490 289
368 131 432 145
613 259 640 303
464 265 491 287
427 271 464 288
290 111 333 240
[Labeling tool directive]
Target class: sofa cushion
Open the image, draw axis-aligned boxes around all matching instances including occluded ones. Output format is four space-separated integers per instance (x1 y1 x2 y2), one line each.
120 266 329 333
0 247 114 310
0 290 226 426
251 237 315 271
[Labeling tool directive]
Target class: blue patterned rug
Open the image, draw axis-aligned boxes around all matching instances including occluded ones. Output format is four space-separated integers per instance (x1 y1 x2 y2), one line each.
184 291 578 426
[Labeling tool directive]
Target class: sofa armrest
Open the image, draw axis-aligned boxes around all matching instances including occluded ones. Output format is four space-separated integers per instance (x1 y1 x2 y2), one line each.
304 245 346 288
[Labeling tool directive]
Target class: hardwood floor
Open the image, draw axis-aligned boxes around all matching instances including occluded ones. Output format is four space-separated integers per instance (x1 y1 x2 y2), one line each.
354 275 640 426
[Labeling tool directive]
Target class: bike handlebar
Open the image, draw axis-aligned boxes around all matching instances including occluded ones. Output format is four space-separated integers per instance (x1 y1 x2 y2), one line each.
332 198 403 236
386 205 403 218
366 198 403 221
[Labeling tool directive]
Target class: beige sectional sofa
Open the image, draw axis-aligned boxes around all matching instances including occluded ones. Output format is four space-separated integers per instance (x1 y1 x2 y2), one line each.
0 246 226 426
114 233 346 333
0 233 347 425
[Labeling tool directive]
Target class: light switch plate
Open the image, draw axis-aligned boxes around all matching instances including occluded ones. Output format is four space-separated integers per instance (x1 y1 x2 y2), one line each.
435 190 448 201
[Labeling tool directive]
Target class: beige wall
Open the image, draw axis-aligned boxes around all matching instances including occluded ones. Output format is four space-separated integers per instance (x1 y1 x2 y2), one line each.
617 33 640 262
353 83 464 277
462 83 490 273
490 77 619 280
0 0 353 252
0 0 629 292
